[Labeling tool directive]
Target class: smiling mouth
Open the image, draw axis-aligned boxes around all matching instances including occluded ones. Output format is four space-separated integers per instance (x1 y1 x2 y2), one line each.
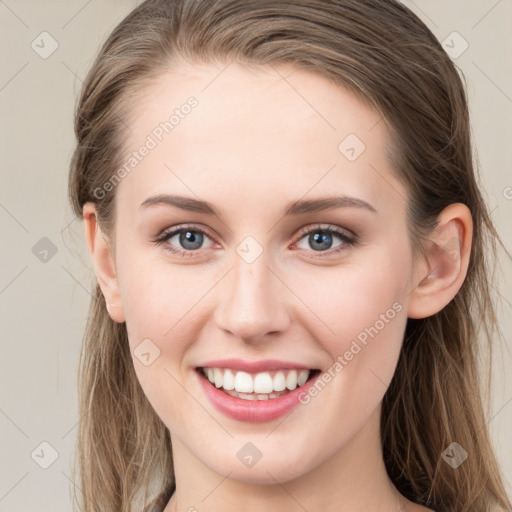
196 367 322 401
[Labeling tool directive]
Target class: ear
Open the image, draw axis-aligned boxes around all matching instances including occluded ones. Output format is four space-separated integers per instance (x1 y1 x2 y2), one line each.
83 202 126 323
407 203 473 319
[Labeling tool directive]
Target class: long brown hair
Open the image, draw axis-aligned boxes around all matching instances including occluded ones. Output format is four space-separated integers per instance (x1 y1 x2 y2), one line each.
67 1 511 510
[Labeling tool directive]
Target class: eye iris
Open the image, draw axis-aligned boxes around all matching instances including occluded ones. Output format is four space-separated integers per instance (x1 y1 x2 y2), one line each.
310 231 332 251
180 230 203 250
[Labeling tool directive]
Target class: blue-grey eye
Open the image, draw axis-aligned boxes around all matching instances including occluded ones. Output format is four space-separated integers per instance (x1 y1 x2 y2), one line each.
309 232 333 251
295 227 351 253
176 230 204 250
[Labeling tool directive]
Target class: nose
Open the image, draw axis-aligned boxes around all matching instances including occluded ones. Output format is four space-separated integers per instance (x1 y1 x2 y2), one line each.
214 250 291 344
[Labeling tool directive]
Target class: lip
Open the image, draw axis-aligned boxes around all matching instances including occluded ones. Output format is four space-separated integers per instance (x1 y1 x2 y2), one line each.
196 358 316 373
195 367 322 423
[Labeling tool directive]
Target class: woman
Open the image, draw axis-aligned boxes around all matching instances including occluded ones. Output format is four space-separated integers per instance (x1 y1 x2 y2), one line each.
67 1 511 511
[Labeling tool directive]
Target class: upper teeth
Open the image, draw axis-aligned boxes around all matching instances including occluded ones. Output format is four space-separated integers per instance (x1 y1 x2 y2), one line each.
202 368 311 394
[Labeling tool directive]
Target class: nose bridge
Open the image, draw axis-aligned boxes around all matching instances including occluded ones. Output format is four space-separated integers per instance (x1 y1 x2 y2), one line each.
214 246 290 342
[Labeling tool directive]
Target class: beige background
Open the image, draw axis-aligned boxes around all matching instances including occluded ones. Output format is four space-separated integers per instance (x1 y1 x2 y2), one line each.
0 1 510 510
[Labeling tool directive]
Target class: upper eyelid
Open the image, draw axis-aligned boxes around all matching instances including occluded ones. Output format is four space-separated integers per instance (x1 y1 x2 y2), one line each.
158 223 214 237
293 223 355 241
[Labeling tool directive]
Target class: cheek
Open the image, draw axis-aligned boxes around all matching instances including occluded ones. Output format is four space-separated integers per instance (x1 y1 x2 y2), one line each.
298 247 410 388
291 257 409 442
116 253 216 418
117 255 205 424
303 256 407 336
117 250 201 344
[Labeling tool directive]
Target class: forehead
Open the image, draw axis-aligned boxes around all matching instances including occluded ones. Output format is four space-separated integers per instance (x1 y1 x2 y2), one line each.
115 60 405 220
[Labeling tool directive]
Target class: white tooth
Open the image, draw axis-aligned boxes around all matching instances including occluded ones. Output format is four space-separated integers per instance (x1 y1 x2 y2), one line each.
297 369 310 387
214 368 223 388
223 369 235 390
253 372 274 394
273 371 286 392
207 367 311 394
269 393 280 399
285 369 298 390
238 392 257 400
257 394 269 400
234 371 253 393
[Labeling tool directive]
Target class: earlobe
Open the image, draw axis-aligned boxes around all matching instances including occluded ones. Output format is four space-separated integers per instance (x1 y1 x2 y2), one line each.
407 203 473 319
83 202 126 323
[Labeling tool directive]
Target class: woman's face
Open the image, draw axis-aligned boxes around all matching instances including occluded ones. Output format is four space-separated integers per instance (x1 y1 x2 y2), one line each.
105 61 422 483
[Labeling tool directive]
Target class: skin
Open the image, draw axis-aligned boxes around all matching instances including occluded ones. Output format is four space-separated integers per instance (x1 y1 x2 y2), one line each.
83 61 472 512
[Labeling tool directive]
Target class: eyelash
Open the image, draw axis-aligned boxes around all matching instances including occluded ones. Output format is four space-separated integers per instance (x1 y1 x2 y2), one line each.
152 223 357 258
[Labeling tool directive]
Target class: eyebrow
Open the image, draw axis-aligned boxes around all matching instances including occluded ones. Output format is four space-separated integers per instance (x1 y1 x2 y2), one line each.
139 194 377 216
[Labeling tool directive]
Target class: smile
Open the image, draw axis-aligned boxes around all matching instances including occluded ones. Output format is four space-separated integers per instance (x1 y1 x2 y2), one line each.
195 366 322 423
199 367 317 400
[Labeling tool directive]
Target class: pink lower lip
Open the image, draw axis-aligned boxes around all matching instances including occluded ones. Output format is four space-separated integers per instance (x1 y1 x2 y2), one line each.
195 368 321 423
